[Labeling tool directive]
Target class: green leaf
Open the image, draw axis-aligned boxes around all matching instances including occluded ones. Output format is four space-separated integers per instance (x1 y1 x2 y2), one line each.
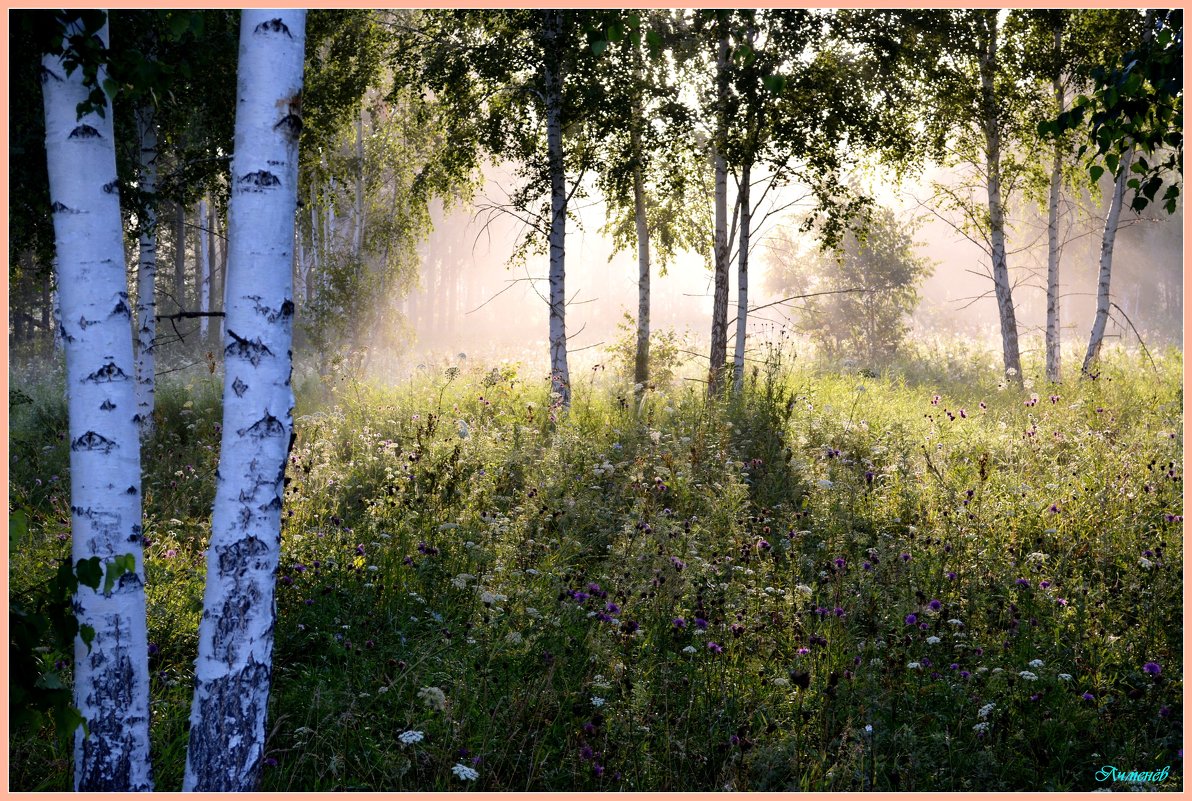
75 557 102 591
52 705 86 747
590 39 608 56
1088 165 1104 183
763 74 786 95
101 77 119 100
645 30 662 52
36 671 66 690
79 624 96 652
1105 153 1119 176
103 553 137 593
169 13 191 40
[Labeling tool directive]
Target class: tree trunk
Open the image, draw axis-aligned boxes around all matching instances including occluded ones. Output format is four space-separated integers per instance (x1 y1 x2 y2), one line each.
543 10 571 407
708 27 731 395
198 198 211 340
1081 147 1134 376
218 206 229 342
1045 18 1064 384
632 127 651 396
979 13 1022 385
354 107 365 262
42 17 153 790
732 161 752 393
174 201 187 315
183 10 305 792
134 105 158 436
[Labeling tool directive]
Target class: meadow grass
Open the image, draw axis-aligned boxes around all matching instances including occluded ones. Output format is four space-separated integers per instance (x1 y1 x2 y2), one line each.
8 344 1183 791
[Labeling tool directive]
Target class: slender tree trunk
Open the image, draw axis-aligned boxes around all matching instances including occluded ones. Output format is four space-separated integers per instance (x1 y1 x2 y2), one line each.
42 17 153 790
183 10 305 791
543 10 571 406
51 267 63 353
174 202 187 315
708 27 731 394
308 184 319 305
979 13 1022 385
218 207 229 342
732 161 752 393
354 107 365 262
198 198 211 340
1045 18 1064 384
134 105 158 436
1081 147 1134 376
632 130 651 396
207 198 217 347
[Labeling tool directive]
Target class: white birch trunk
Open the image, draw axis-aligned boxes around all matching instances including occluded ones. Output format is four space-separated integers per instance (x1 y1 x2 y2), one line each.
354 108 364 262
732 162 752 393
183 10 305 791
1045 29 1064 384
42 17 153 791
52 264 63 354
543 10 571 407
979 14 1022 385
134 106 158 435
198 198 211 340
708 29 731 394
632 139 651 396
1081 147 1134 376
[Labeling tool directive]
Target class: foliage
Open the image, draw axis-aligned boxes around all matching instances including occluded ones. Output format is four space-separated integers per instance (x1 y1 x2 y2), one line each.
9 345 1183 791
766 207 933 365
605 313 688 389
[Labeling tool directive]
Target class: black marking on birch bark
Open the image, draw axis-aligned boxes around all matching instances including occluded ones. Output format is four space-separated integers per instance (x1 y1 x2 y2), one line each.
216 535 270 575
259 495 283 513
225 331 273 366
69 124 103 140
102 180 120 195
254 18 292 37
72 431 117 453
39 65 63 84
274 114 303 143
100 399 116 411
238 505 254 530
238 412 284 441
232 377 249 397
118 571 143 592
52 201 79 214
248 296 294 324
78 648 150 791
132 413 144 425
112 296 132 318
83 361 130 383
126 485 137 495
59 323 76 343
237 171 280 192
187 658 271 791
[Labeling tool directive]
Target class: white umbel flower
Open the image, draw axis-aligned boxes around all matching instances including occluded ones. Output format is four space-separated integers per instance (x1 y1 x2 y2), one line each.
398 730 424 745
452 763 479 781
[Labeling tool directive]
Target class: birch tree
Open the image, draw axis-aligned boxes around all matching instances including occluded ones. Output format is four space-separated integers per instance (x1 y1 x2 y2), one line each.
184 9 305 791
41 11 153 790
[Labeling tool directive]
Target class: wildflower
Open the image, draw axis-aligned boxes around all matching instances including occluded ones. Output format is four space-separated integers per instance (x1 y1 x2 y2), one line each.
707 641 724 654
1057 598 1068 607
1019 671 1038 681
946 571 958 580
978 703 995 719
949 663 959 670
591 696 606 708
1039 580 1051 589
417 686 448 712
972 722 989 733
905 613 918 625
592 763 604 777
797 647 810 655
1082 692 1095 701
1015 578 1030 587
672 617 686 629
959 670 971 679
928 599 942 612
907 661 922 670
862 561 872 571
1028 659 1044 668
452 763 479 781
579 745 594 761
834 607 845 617
817 479 834 490
1057 673 1073 681
682 645 697 654
926 636 941 645
900 552 911 562
1143 662 1162 676
694 617 708 630
398 730 424 745
1139 557 1154 569
948 618 964 627
834 557 846 570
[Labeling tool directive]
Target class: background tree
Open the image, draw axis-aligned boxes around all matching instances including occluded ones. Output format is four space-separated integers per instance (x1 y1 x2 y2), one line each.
765 205 933 365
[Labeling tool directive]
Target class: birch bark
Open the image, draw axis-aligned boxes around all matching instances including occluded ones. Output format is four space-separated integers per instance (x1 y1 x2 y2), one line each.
732 161 752 393
134 105 158 435
1044 20 1064 384
42 16 153 790
543 10 571 407
1081 147 1135 376
707 28 731 395
198 198 211 340
183 9 306 791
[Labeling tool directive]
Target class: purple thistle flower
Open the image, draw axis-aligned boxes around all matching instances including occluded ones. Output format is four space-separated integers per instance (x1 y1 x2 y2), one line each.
905 613 918 625
694 617 708 630
1160 706 1171 718
731 624 745 637
1082 692 1095 701
1143 661 1162 676
1015 578 1030 587
928 599 942 612
1057 598 1068 607
579 745 594 761
593 763 604 777
834 557 846 569
947 571 958 580
834 607 845 617
796 647 810 655
707 641 723 654
729 734 741 746
672 617 686 629
1039 580 1051 589
960 670 971 679
919 622 929 631
900 552 911 562
949 663 959 670
862 562 872 571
